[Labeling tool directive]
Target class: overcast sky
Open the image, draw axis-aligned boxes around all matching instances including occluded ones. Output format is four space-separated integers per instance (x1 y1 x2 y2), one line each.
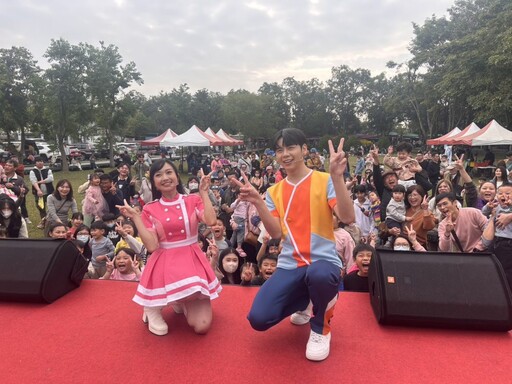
0 0 454 96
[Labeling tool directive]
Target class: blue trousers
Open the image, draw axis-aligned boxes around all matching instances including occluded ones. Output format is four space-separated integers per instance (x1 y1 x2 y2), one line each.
247 260 341 334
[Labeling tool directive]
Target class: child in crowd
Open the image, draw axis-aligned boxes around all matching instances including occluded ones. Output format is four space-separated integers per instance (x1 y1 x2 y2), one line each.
229 197 249 257
102 213 121 246
89 220 115 279
101 248 141 281
48 222 68 239
385 184 412 230
240 262 258 286
368 191 381 233
255 236 280 262
353 184 373 238
218 248 243 285
383 142 420 189
250 254 278 286
68 212 84 238
333 213 356 276
343 244 375 292
82 173 108 226
114 220 145 265
210 218 231 253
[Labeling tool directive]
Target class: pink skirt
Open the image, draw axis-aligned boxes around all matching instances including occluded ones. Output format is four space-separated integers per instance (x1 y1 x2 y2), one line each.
133 243 222 307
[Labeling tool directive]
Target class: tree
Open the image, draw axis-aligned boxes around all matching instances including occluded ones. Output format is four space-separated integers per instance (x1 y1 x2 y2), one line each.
84 41 143 166
327 65 371 136
0 46 42 160
43 39 90 171
219 89 277 144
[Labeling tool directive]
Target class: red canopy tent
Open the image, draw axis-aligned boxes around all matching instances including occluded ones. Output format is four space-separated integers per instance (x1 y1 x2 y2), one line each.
140 129 178 147
426 127 461 146
450 120 512 146
437 123 480 145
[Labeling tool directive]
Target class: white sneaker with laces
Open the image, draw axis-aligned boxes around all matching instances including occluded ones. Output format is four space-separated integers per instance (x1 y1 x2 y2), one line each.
306 330 331 361
290 310 311 325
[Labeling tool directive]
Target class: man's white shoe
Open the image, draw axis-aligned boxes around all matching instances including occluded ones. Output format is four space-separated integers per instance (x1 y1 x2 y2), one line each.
290 310 311 325
306 330 331 361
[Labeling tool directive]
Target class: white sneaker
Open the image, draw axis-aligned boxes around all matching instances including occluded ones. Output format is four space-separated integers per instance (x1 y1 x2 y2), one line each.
290 310 311 325
306 330 331 361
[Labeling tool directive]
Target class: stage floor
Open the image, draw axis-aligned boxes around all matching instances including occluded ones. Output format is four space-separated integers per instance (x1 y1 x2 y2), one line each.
1 280 511 384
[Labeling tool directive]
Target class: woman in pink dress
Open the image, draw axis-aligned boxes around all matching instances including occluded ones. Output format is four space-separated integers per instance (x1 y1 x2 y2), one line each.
117 159 221 336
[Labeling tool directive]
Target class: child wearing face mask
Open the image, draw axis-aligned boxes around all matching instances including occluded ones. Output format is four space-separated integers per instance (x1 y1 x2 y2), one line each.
101 248 141 281
0 194 28 238
218 248 243 284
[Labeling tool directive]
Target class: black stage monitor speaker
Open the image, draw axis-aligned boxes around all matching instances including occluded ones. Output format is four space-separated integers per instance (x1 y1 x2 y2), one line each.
368 249 512 331
0 239 89 303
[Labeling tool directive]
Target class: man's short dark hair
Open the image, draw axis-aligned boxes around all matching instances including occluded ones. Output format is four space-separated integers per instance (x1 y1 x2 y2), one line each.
435 192 457 205
272 128 307 150
395 142 413 154
34 156 43 162
99 174 113 182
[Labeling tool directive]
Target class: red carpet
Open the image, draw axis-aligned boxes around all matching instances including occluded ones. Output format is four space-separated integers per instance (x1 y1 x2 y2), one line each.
1 280 511 384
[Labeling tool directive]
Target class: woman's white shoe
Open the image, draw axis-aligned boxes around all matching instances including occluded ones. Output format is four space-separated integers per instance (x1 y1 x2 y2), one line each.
142 307 168 336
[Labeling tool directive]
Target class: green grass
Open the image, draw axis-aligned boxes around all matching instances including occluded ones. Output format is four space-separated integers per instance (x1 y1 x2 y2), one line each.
26 169 105 238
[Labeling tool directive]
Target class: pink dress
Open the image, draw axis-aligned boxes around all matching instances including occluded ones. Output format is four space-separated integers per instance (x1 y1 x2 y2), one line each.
133 194 222 307
82 185 108 217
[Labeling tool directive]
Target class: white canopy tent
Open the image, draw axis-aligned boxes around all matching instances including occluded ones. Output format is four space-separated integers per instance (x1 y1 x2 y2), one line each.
165 125 224 147
451 120 512 146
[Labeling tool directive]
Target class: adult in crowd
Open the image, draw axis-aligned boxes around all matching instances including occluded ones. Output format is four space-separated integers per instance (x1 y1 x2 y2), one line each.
45 179 78 234
219 171 240 240
29 156 54 229
404 185 436 247
370 146 431 239
112 163 136 203
427 153 441 189
491 166 509 189
133 154 150 192
0 194 28 238
476 181 497 213
2 158 27 206
99 174 124 216
436 192 487 252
